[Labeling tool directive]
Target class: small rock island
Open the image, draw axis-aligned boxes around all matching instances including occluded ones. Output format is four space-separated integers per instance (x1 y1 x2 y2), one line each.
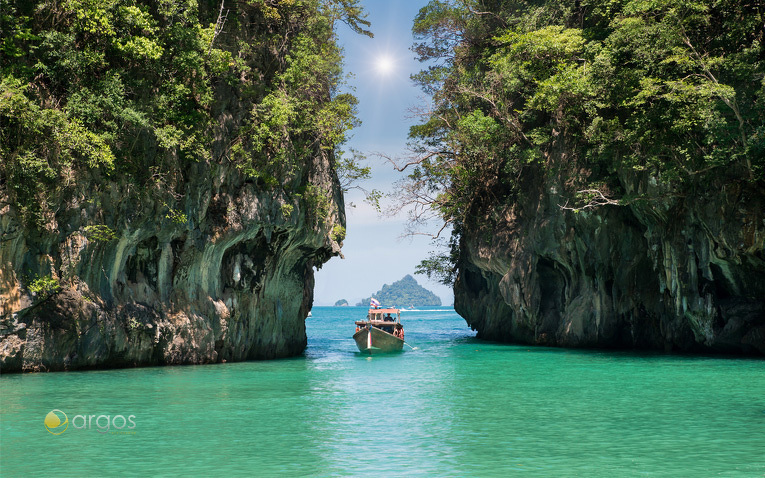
357 274 441 307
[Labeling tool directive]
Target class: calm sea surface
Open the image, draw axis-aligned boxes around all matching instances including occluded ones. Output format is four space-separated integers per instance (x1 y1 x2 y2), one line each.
1 306 764 477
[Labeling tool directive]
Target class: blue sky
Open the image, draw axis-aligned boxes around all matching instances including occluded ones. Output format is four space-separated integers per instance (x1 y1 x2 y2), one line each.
312 0 454 306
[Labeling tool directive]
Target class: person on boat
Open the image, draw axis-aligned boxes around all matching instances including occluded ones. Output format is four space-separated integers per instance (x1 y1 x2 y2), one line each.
394 326 404 340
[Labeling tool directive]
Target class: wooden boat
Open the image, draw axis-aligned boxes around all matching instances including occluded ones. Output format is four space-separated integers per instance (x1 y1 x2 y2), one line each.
353 307 404 354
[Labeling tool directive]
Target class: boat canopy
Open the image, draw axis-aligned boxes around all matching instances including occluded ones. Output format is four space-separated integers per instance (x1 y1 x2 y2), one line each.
367 308 400 314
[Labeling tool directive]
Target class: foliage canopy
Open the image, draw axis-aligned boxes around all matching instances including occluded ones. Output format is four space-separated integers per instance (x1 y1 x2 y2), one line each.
0 0 371 227
406 0 765 281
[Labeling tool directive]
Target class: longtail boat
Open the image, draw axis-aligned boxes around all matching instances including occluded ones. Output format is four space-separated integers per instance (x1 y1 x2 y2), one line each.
353 307 404 354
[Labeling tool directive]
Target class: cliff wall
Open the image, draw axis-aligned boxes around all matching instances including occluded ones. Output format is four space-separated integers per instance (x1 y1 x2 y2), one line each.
407 1 765 355
0 1 349 371
455 171 765 354
1 159 343 372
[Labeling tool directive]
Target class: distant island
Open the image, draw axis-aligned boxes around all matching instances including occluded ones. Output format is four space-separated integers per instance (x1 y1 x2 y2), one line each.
356 275 441 307
334 299 349 306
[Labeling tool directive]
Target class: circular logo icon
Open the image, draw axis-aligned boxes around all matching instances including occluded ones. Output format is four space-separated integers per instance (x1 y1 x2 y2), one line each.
44 409 68 435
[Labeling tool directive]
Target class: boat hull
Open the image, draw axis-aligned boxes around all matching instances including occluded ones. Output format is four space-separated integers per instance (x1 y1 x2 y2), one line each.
353 326 404 354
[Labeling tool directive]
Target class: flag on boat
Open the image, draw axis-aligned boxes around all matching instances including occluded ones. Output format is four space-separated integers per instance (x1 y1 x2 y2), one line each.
370 298 380 308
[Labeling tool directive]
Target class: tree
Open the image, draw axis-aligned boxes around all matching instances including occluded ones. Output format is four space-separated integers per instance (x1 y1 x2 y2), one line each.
403 0 765 279
0 0 374 228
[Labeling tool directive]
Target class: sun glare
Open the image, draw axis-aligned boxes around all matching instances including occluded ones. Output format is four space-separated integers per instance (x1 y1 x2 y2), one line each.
376 56 394 75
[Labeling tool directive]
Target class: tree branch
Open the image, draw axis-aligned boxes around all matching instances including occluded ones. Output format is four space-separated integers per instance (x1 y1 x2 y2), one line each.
207 1 229 56
558 189 622 211
680 31 752 178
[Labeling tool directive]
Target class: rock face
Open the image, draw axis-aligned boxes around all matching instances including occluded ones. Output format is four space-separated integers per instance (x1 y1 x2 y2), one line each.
0 159 344 372
455 174 765 355
0 3 346 372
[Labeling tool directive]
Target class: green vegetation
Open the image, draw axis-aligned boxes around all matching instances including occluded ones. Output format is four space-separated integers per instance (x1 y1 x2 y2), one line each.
0 0 372 228
415 245 458 286
330 224 346 242
26 274 61 300
163 204 188 226
405 0 764 281
357 274 442 307
83 225 118 242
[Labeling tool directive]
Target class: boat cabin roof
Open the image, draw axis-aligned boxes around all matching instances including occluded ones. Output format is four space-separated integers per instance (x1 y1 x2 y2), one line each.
367 308 400 314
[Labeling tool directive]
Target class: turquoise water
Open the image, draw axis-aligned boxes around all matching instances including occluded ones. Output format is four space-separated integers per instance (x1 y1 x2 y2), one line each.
1 306 764 477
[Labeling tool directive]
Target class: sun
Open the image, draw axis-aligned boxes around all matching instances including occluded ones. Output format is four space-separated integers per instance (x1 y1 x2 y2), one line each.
375 55 395 75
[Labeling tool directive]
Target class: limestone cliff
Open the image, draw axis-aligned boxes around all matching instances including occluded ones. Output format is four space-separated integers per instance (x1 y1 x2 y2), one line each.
407 1 765 356
0 1 353 371
1 159 343 372
455 171 765 355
